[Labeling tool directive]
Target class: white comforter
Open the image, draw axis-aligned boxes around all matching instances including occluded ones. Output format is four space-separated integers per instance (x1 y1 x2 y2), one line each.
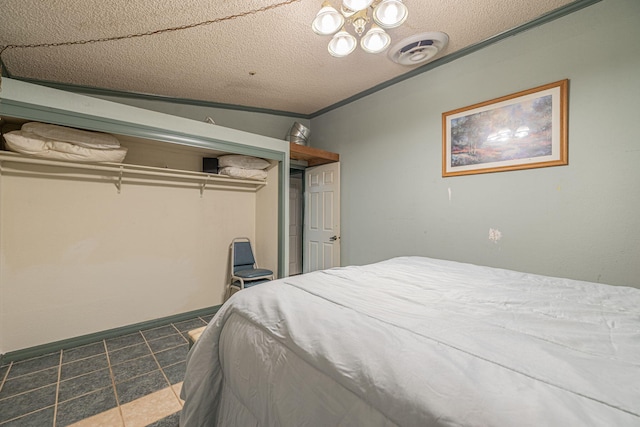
180 257 640 426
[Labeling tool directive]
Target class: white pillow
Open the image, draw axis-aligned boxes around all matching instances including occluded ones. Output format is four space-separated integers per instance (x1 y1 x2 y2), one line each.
218 166 267 181
21 122 121 149
3 131 128 163
217 155 270 170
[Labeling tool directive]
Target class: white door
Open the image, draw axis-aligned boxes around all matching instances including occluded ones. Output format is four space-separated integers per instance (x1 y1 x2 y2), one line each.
304 162 340 273
289 173 303 275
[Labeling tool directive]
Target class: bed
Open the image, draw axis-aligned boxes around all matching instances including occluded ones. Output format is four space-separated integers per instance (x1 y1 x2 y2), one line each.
180 256 640 426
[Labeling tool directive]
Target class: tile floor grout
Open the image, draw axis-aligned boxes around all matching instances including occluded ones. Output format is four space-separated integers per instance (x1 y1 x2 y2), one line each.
52 351 63 427
0 314 213 426
103 338 123 427
142 329 181 408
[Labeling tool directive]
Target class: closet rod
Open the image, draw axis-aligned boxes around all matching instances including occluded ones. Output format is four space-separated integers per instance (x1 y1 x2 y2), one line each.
0 152 266 189
0 169 260 192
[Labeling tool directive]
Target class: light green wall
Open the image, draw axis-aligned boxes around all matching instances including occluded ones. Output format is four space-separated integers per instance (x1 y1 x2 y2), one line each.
90 94 309 142
310 0 640 288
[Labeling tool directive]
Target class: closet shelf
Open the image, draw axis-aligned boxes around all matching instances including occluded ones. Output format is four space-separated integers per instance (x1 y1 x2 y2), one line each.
0 151 266 193
289 143 339 166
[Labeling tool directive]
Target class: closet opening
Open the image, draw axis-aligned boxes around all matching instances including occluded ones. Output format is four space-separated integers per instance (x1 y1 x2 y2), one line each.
289 166 305 276
288 143 341 276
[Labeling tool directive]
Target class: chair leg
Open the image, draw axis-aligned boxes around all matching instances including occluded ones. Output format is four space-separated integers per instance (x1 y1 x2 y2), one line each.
225 278 244 302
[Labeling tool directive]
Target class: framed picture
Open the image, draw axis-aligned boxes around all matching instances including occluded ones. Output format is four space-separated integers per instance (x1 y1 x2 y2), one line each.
442 79 568 177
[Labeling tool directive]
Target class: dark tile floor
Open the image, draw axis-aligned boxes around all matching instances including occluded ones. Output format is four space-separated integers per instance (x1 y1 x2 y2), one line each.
0 314 214 426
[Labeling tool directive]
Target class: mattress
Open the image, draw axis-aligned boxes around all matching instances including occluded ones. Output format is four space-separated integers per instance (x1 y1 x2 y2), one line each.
180 257 640 426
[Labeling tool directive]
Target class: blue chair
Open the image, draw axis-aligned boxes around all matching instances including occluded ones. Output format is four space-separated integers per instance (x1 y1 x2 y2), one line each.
230 237 274 291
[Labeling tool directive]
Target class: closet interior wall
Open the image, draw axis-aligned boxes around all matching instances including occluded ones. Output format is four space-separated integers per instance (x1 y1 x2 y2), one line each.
0 79 287 356
0 129 280 354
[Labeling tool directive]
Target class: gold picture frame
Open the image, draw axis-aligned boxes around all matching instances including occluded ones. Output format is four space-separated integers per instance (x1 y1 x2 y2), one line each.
442 79 568 177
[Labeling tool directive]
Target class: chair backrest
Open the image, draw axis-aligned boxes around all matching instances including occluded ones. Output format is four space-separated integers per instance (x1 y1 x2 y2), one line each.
233 240 256 273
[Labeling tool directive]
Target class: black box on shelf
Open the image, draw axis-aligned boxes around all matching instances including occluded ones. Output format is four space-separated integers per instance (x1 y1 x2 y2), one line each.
203 157 218 173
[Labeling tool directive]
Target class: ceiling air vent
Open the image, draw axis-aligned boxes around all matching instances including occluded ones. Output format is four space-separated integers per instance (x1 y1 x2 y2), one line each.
388 32 449 66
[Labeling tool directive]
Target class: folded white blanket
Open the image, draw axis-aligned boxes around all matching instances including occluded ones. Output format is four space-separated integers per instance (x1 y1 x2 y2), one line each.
21 122 120 149
217 154 270 170
3 130 128 163
218 166 267 181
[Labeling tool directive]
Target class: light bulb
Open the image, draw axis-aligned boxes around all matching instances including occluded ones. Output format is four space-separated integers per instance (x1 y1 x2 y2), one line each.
370 34 383 49
383 3 399 22
328 29 357 57
361 25 390 54
312 4 344 35
342 0 374 12
321 14 337 30
373 0 408 28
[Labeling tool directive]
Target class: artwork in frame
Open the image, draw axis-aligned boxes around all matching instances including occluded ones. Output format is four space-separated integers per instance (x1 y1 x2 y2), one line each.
442 80 568 177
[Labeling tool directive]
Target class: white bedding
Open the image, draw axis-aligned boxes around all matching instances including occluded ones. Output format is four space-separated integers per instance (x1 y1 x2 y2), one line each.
216 154 269 181
180 257 640 426
3 130 127 163
218 166 268 181
21 122 121 149
217 154 270 170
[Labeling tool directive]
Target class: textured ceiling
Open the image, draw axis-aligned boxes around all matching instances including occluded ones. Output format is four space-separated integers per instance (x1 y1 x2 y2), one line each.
0 0 585 116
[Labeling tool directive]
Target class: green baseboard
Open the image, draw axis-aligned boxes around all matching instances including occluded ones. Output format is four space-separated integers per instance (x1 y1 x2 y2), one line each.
0 305 221 365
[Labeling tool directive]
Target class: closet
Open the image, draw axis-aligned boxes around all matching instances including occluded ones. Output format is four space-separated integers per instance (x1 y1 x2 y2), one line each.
0 78 288 356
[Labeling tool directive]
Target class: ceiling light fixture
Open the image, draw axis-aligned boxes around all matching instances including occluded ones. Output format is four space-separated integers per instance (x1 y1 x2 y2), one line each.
312 0 408 57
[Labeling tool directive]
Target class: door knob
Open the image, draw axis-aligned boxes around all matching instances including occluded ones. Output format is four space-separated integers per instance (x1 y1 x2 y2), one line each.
329 235 339 242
